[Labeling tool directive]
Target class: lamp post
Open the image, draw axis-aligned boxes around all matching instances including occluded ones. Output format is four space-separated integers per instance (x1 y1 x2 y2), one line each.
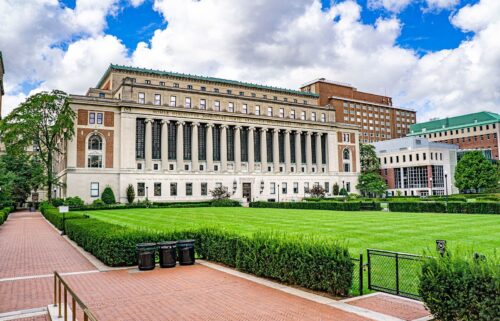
277 184 280 203
444 172 448 203
146 186 149 201
429 177 433 196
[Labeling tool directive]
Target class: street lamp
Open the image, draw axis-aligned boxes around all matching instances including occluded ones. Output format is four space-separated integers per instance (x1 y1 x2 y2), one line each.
444 172 448 203
145 186 149 201
277 184 280 203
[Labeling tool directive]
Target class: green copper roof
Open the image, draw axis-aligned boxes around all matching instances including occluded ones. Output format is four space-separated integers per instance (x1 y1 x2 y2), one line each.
409 111 500 135
97 64 319 98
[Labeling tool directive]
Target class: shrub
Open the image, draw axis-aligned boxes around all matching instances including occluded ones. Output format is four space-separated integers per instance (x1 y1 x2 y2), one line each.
40 204 87 229
0 207 12 225
388 202 447 213
309 185 326 198
64 196 84 208
101 187 116 205
51 198 65 207
250 201 363 211
447 202 500 214
211 199 241 207
389 201 500 214
64 219 354 296
420 252 499 321
92 199 105 207
339 188 348 196
126 184 135 204
210 186 231 200
332 183 340 196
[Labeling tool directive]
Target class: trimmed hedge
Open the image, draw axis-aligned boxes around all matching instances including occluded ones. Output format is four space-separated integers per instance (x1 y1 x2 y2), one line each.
69 200 238 212
40 204 88 229
0 207 12 225
389 202 500 214
210 199 241 207
250 201 381 211
64 219 354 296
420 253 500 321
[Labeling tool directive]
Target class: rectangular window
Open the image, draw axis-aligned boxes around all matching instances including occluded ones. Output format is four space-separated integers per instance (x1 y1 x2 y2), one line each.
90 182 99 197
201 183 208 196
159 81 165 86
325 182 329 193
185 97 191 108
137 183 145 197
154 183 161 196
270 182 276 194
170 183 177 196
214 100 220 111
321 113 326 122
343 133 350 142
154 94 161 105
168 122 176 160
290 110 295 119
89 112 96 124
87 155 102 168
187 84 193 90
138 92 145 104
96 113 103 124
242 104 248 114
136 118 146 159
201 86 206 91
282 183 287 194
279 108 284 118
304 182 309 193
228 102 234 112
170 96 176 107
255 105 260 115
300 111 306 120
311 112 316 121
293 182 299 194
200 99 206 110
267 107 273 117
152 120 161 160
186 183 193 196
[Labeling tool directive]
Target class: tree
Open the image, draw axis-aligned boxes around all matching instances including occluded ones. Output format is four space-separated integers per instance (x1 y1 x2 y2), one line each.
0 160 15 208
360 144 380 173
210 186 231 200
332 183 340 196
126 184 135 204
339 187 348 197
356 172 387 197
101 186 116 204
309 185 326 198
0 90 76 201
454 151 498 193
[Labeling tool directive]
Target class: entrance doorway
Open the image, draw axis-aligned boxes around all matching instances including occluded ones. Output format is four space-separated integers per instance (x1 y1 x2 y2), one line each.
242 183 252 202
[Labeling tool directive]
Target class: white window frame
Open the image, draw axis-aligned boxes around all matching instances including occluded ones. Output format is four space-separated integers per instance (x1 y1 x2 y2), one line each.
90 182 99 198
214 100 220 111
138 92 145 104
255 105 260 115
154 94 161 106
200 99 206 110
242 104 248 114
185 97 191 108
170 96 176 107
267 107 273 117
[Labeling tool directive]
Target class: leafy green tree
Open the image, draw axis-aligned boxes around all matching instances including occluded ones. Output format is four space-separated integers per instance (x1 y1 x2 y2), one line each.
454 151 498 193
126 184 135 204
360 144 380 173
339 187 348 197
332 183 340 196
309 185 326 198
101 186 116 204
0 160 15 207
356 172 387 197
0 90 76 201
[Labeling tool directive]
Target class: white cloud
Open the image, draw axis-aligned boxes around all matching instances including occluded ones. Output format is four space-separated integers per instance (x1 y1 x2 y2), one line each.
425 0 459 10
367 0 414 13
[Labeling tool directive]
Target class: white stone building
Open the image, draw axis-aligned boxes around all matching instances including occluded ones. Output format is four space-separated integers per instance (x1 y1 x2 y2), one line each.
55 65 361 204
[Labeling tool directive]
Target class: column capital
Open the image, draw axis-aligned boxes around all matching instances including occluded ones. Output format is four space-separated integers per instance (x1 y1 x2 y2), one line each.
191 122 200 127
273 128 280 133
295 129 303 135
284 129 292 134
306 131 313 136
248 126 256 131
260 127 268 132
316 132 323 137
206 123 215 128
145 118 153 123
161 119 170 125
176 121 185 126
220 124 229 129
235 125 242 130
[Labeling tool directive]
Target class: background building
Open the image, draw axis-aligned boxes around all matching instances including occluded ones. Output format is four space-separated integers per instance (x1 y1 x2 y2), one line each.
0 51 4 120
55 65 361 203
300 79 416 143
408 111 499 160
373 137 458 196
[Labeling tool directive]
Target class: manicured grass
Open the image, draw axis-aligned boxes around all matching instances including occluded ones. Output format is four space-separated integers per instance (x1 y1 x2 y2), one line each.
78 207 500 256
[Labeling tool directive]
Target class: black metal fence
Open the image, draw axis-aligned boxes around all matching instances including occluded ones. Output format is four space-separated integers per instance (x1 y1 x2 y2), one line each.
350 253 364 296
367 249 423 300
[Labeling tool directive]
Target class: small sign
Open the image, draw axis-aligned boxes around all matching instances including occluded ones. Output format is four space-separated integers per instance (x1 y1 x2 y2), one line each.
58 206 69 213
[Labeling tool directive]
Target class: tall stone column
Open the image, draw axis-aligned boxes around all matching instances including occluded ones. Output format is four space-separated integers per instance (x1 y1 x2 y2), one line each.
273 128 279 173
306 131 313 173
248 127 255 172
191 122 199 172
327 131 338 173
260 128 268 172
161 119 169 171
206 123 214 172
220 124 228 172
176 121 184 171
284 130 291 173
295 130 302 172
316 133 322 171
234 126 241 172
145 118 153 170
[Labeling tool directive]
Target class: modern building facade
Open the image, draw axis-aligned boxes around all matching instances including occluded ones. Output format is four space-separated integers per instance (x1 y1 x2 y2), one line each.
408 112 500 161
300 79 416 143
55 65 361 203
373 137 458 196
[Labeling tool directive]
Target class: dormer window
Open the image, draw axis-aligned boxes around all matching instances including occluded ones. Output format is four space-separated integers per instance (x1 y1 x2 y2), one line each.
145 80 151 84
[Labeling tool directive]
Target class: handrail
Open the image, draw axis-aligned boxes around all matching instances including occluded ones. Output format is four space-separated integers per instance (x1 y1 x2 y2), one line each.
53 271 99 321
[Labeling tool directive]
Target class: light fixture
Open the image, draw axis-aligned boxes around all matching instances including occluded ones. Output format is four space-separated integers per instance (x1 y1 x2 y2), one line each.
260 180 265 194
233 180 237 193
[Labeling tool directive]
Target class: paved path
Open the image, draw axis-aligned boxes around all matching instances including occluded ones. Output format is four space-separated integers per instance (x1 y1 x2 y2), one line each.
0 211 431 321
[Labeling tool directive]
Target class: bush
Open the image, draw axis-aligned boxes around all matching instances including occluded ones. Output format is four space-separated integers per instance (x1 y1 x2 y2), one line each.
51 198 65 207
389 201 500 214
64 219 354 296
101 187 116 205
211 199 241 207
0 207 12 225
64 196 84 208
339 188 348 196
70 201 215 211
40 204 88 229
388 202 447 213
447 202 500 214
126 184 135 204
250 201 362 211
92 199 105 207
210 186 231 200
420 252 499 321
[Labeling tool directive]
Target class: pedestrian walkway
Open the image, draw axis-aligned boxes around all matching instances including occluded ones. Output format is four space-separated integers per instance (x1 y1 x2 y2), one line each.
0 210 432 321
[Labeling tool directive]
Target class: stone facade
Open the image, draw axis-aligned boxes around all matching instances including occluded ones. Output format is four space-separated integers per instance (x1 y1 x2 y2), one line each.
56 65 361 203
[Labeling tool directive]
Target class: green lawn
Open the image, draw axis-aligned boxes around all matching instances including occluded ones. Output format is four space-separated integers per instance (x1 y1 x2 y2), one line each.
81 207 500 256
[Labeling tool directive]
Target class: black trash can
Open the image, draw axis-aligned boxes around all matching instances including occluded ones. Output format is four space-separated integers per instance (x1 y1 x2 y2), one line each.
137 243 157 271
158 241 177 268
177 239 195 265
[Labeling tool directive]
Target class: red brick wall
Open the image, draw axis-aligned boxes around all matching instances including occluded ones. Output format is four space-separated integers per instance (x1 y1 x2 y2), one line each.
77 109 88 125
338 145 356 172
104 111 114 127
76 128 114 168
435 134 499 159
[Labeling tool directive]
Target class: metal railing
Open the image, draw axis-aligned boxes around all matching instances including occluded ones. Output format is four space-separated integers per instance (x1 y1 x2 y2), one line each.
350 253 364 296
53 271 98 321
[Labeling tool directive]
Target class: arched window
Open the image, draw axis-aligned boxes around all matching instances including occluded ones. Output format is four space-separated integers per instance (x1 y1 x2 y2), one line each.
343 148 350 160
88 135 103 150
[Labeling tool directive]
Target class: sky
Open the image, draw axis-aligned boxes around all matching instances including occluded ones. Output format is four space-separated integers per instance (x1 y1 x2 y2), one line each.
0 0 498 121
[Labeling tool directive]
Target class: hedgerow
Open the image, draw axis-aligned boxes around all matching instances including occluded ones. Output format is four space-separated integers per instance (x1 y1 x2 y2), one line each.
40 204 88 229
249 201 366 211
388 202 447 213
389 202 499 214
64 218 353 296
0 207 12 225
420 251 500 321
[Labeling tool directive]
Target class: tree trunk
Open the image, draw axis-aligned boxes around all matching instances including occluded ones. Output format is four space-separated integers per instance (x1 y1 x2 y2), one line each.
47 152 53 202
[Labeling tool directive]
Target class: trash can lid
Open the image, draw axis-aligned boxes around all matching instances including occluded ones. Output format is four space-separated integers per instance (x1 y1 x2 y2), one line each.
157 241 177 246
177 239 195 244
137 242 157 249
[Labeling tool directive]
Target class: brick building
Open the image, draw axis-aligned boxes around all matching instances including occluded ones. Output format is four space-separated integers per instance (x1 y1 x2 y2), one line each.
300 79 416 143
373 137 458 196
408 111 500 160
55 65 361 203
